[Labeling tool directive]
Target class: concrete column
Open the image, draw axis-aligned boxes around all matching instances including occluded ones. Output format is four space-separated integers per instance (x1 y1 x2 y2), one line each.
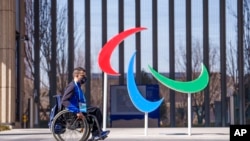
0 0 16 126
17 0 26 128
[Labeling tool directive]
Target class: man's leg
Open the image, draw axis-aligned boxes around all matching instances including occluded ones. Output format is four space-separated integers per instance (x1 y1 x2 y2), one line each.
87 106 103 132
87 106 109 140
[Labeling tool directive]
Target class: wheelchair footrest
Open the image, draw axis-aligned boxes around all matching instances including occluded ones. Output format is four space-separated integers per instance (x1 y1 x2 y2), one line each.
88 135 108 141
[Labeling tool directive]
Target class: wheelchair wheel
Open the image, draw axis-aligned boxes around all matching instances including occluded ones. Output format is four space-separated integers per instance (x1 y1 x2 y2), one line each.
51 110 91 141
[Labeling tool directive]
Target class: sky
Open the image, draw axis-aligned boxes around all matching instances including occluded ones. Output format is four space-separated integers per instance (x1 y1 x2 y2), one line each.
60 0 238 73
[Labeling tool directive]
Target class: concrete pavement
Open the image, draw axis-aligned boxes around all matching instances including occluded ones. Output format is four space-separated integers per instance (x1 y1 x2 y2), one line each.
0 127 230 141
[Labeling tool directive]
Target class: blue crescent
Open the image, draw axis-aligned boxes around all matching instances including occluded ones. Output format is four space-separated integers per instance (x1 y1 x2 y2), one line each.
126 52 164 113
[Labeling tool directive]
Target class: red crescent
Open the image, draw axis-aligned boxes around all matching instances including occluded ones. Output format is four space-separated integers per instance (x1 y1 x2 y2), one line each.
98 27 146 76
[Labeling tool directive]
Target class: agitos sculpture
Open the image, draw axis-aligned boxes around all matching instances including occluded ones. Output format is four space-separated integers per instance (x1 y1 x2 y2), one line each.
98 27 209 136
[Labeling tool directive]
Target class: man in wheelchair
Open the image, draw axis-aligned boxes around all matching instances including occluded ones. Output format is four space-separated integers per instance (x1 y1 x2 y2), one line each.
61 67 110 141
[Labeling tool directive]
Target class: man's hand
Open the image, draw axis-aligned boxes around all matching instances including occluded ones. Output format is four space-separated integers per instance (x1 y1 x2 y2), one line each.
77 112 85 119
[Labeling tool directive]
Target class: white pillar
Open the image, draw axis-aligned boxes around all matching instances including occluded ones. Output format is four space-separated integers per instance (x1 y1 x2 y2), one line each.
103 73 108 130
144 112 148 136
188 94 192 136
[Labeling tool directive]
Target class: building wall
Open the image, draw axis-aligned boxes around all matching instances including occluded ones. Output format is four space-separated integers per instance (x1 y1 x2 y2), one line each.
0 0 16 127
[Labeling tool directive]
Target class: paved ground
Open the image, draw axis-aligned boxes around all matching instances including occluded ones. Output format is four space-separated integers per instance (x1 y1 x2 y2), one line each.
0 127 230 141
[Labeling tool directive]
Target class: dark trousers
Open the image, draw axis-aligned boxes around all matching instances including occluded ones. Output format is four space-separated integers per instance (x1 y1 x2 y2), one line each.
87 106 103 134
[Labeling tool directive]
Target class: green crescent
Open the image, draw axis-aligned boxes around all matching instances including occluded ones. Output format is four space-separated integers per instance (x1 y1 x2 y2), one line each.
148 63 209 93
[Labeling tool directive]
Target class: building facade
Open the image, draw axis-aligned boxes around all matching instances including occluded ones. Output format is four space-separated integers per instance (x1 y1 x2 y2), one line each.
0 0 25 128
0 0 17 127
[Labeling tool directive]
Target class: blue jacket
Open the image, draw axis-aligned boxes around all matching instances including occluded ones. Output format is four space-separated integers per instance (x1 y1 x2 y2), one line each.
61 81 86 113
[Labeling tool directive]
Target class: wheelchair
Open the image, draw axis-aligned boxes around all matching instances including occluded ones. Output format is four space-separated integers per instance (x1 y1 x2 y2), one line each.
49 96 104 141
50 109 105 141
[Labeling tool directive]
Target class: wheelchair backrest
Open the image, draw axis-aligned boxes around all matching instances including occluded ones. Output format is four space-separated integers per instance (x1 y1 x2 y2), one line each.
48 94 63 128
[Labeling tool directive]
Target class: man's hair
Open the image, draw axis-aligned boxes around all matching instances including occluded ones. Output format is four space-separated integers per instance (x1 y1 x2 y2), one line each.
72 67 86 77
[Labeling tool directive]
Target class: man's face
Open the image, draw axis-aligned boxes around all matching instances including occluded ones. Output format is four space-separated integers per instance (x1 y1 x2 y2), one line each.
78 70 87 84
78 71 86 80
